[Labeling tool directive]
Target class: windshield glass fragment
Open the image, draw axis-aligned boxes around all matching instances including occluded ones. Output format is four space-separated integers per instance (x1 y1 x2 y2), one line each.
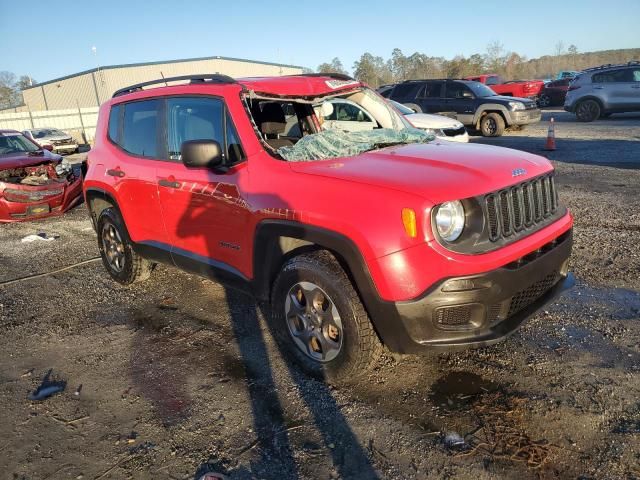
277 127 433 162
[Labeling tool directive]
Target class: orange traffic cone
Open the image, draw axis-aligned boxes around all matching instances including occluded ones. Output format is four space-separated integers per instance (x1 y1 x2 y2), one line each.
544 117 556 151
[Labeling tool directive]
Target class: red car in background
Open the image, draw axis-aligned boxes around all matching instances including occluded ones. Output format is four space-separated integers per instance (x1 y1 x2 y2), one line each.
0 130 83 222
465 74 545 101
538 78 571 107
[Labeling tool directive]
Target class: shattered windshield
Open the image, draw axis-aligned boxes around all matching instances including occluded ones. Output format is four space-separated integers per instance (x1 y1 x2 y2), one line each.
246 86 432 161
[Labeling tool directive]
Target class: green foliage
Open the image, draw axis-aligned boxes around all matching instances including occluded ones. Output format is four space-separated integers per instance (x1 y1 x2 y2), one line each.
317 46 640 83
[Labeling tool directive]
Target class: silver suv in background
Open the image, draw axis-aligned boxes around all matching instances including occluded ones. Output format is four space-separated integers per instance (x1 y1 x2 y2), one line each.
565 62 640 122
22 128 78 154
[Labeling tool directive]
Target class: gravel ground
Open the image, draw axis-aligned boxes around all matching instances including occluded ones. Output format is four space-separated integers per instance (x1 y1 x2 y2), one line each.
1 115 639 479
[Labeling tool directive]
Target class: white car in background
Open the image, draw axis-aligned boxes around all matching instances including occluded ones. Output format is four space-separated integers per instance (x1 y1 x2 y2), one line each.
22 128 78 155
389 101 469 142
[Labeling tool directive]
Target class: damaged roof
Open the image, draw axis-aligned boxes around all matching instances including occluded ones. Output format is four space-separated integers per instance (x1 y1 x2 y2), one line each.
237 74 362 97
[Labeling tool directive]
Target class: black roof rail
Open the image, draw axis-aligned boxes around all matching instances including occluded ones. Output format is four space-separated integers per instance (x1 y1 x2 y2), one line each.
582 60 640 72
112 74 236 98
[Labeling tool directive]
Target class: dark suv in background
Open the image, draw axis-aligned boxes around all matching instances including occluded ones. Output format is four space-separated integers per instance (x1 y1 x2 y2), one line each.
382 79 541 137
564 62 640 121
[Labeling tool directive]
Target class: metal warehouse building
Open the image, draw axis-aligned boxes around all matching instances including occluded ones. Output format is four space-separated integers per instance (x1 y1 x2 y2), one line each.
21 56 304 111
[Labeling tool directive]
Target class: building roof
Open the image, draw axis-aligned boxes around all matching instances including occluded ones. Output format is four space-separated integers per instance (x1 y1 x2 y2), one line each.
24 55 305 91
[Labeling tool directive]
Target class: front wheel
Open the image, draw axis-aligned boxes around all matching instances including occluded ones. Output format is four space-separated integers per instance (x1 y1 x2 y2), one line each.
270 251 383 383
575 99 601 122
480 113 505 137
96 208 154 284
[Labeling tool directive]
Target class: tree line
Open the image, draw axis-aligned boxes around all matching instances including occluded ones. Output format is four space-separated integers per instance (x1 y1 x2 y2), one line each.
318 44 640 88
0 72 36 110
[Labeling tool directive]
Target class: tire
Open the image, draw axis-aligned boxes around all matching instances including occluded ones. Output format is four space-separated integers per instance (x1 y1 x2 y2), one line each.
480 113 505 137
403 103 422 113
96 207 153 284
575 99 601 122
270 250 383 384
538 94 551 108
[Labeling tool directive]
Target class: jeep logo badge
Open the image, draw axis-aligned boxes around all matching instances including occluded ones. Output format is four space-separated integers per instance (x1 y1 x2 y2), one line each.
512 168 527 177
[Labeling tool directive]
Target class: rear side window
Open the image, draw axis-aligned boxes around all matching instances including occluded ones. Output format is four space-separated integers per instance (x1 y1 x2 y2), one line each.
122 100 161 157
486 76 502 86
417 82 442 98
592 69 633 83
107 104 121 143
390 83 422 99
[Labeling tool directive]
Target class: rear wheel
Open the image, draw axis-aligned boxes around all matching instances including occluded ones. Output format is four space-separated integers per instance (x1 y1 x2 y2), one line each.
575 99 601 122
480 113 505 137
538 94 551 108
270 250 383 383
403 103 422 113
97 208 153 284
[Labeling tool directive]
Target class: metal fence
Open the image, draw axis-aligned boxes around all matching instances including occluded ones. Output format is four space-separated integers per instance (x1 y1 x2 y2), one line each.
0 106 98 144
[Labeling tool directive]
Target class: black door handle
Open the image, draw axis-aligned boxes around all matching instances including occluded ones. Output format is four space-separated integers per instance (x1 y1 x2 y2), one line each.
158 179 181 189
106 169 125 178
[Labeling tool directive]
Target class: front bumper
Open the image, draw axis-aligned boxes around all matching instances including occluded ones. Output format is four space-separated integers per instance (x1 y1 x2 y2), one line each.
509 109 542 125
372 229 573 353
53 144 78 154
0 177 83 222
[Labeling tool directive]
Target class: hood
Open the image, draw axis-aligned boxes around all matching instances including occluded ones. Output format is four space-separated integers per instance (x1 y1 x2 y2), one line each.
485 95 537 105
407 113 463 130
0 150 60 169
290 142 552 204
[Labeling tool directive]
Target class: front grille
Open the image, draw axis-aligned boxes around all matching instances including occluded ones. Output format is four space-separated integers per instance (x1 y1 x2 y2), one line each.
3 187 64 203
435 305 472 327
484 174 559 242
52 138 73 146
507 272 559 317
443 126 466 137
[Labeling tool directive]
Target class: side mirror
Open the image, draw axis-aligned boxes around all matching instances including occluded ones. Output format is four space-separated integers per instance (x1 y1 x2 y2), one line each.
180 140 223 169
41 144 53 151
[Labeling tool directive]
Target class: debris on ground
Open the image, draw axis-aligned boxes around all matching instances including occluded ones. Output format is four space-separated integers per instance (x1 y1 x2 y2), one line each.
28 369 67 401
21 232 59 243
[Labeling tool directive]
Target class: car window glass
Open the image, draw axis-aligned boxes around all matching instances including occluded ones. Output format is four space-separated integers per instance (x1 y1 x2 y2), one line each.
225 110 245 165
633 69 640 82
122 100 160 157
445 82 472 99
330 102 372 122
417 82 441 98
390 83 421 99
592 69 632 83
486 76 501 86
167 97 223 161
108 105 121 143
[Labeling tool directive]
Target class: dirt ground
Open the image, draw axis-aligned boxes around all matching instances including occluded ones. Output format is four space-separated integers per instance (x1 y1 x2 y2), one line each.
1 112 639 480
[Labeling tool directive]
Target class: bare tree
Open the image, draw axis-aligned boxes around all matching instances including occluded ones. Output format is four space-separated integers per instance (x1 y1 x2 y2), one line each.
317 58 348 75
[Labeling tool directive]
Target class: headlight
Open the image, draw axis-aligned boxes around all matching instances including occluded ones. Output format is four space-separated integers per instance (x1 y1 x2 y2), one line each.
422 128 445 137
509 101 526 111
435 201 465 242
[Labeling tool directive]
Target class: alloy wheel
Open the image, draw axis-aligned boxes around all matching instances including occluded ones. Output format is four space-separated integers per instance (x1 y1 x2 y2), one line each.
101 222 125 272
284 281 344 362
484 117 497 135
576 100 599 121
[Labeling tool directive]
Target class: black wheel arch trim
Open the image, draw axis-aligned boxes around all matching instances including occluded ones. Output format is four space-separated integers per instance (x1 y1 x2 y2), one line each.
252 219 415 352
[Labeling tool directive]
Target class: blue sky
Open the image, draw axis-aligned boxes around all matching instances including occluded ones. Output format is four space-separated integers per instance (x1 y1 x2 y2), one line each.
1 0 639 83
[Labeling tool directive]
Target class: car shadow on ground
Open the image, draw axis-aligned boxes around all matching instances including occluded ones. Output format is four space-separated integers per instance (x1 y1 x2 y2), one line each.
169 186 380 479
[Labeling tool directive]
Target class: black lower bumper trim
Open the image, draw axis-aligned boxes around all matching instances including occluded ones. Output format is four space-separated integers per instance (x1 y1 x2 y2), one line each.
370 229 573 353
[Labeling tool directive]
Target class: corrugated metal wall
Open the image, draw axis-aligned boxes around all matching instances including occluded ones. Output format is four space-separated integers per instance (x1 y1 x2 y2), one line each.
21 58 303 111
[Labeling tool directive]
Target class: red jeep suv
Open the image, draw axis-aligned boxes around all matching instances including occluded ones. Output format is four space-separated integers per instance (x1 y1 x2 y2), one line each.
84 73 573 381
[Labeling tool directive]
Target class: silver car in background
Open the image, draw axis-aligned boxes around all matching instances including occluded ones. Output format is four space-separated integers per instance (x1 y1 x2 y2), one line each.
22 128 78 154
564 61 640 122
